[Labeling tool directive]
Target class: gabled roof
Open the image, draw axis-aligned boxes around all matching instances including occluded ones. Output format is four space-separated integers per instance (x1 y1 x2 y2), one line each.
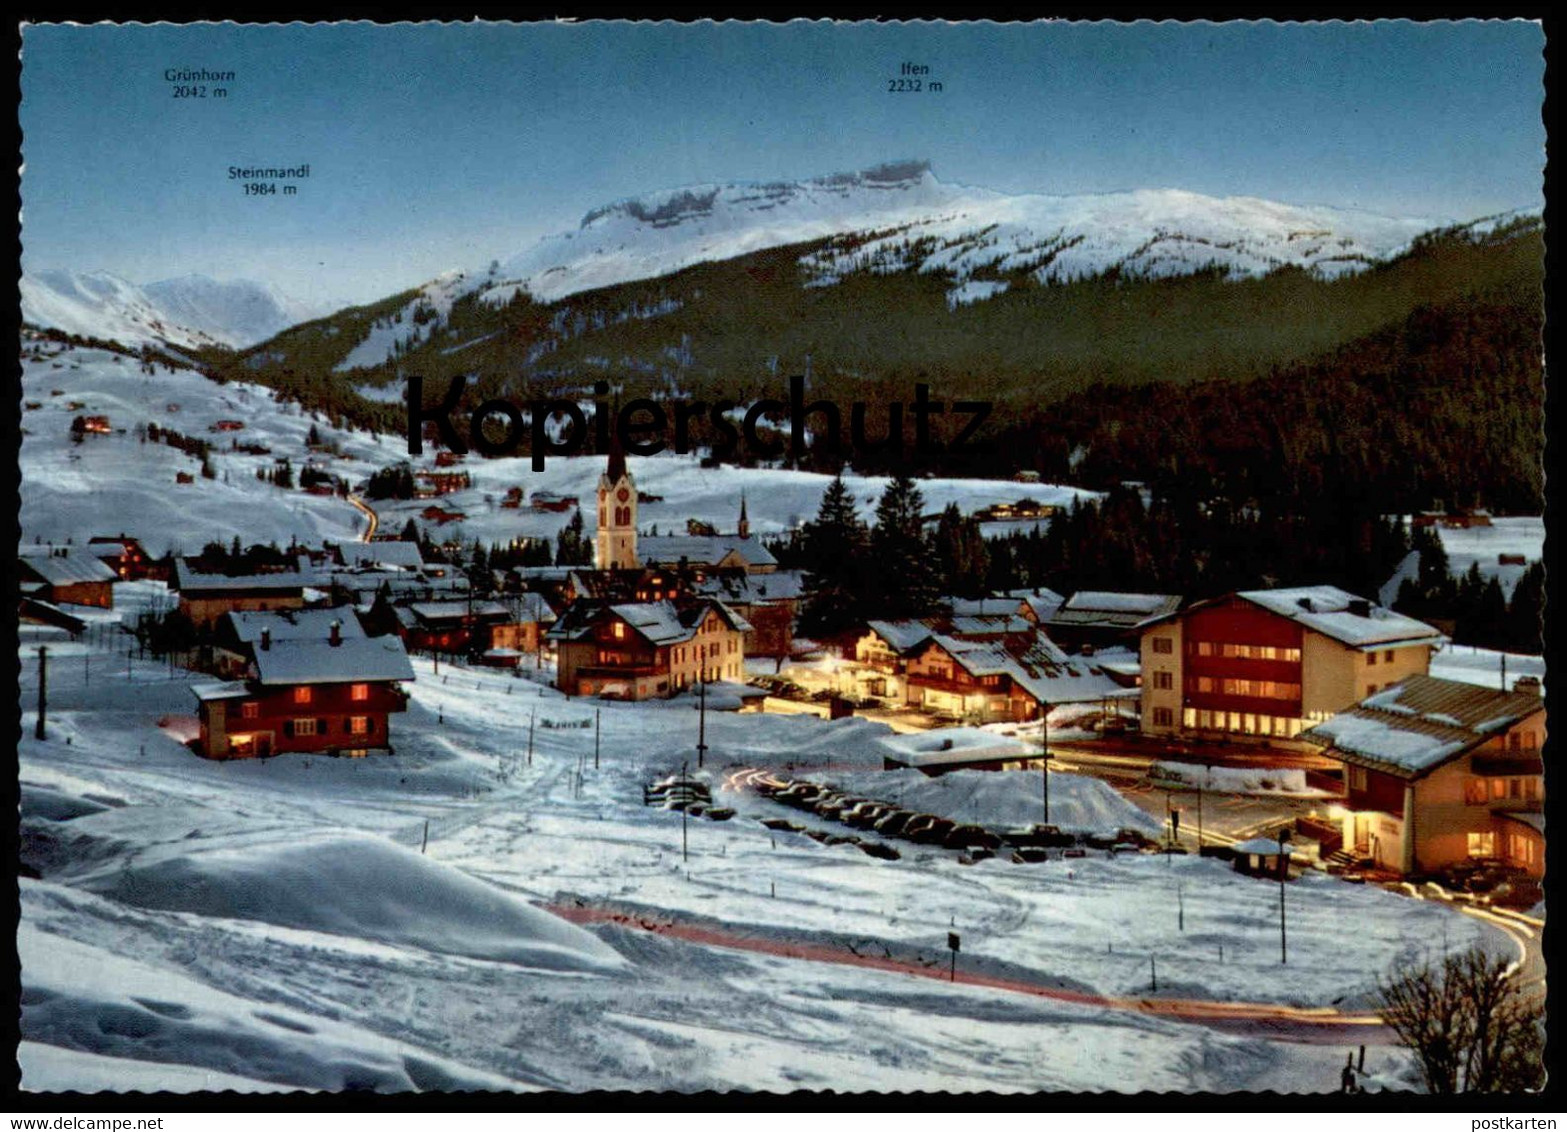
547 598 751 646
251 635 415 686
407 600 512 624
1236 586 1442 650
639 535 777 569
864 619 937 654
337 541 425 570
17 550 117 587
224 608 366 646
692 569 805 604
174 559 319 593
1300 674 1544 778
921 631 1137 705
948 614 1034 637
1048 591 1182 630
1005 588 1067 623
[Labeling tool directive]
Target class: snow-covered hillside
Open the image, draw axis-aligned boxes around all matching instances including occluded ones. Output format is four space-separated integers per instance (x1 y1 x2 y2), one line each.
335 161 1449 370
19 337 406 554
22 269 325 350
19 627 1501 1092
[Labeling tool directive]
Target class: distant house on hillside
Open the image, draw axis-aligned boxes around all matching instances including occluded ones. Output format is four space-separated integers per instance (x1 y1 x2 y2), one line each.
191 634 415 760
1301 674 1544 878
87 534 158 581
17 548 117 608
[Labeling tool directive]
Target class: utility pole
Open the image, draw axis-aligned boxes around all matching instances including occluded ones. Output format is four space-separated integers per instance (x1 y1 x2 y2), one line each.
594 708 601 770
1197 761 1207 853
527 708 536 766
1278 829 1290 965
697 677 708 768
681 759 690 863
1039 702 1050 825
35 646 48 740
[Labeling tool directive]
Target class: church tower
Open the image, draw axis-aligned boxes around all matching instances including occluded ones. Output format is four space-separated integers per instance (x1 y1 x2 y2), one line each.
737 492 751 540
596 440 638 570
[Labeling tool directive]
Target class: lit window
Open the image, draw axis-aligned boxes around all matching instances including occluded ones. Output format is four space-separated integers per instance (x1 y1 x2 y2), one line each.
351 683 370 702
1467 831 1496 858
293 686 313 705
1464 777 1488 805
241 701 259 720
350 716 370 736
612 622 626 640
293 718 318 736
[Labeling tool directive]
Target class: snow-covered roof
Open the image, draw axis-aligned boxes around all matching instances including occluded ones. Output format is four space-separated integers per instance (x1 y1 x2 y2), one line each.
948 614 1034 637
190 679 254 702
174 559 320 593
1232 838 1289 856
1237 586 1442 650
1005 588 1067 622
1049 591 1182 629
865 619 936 654
251 636 415 686
224 608 366 646
639 535 778 570
879 727 1030 770
337 541 425 570
1300 674 1544 777
408 600 512 624
946 597 1027 618
923 633 1138 705
548 598 751 646
17 550 118 587
692 569 806 604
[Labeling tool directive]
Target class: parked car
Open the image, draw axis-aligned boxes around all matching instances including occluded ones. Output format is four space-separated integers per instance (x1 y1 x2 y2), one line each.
1011 848 1051 864
873 810 918 837
858 841 901 861
907 817 956 845
704 807 735 821
1001 823 1074 849
943 825 1002 852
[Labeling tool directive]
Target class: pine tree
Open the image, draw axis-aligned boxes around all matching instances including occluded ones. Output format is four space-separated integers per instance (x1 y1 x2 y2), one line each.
1505 560 1545 655
869 473 939 619
798 476 870 639
400 519 419 543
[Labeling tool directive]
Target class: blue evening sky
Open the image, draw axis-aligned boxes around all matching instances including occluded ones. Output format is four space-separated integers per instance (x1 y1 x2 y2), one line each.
20 20 1545 306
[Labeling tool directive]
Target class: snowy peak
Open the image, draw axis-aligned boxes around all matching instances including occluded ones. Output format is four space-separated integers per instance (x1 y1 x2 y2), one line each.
486 160 986 305
466 163 1452 315
21 269 325 351
143 275 326 350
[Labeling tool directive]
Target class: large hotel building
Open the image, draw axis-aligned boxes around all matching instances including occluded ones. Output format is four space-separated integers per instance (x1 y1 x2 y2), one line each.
1138 586 1444 743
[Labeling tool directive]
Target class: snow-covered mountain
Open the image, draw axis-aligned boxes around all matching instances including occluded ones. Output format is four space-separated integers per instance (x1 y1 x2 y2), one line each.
472 160 1446 309
21 269 325 350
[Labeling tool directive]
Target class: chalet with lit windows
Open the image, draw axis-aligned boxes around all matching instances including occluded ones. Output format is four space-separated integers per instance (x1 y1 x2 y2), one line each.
548 598 751 700
903 632 1135 723
191 632 415 759
691 569 804 659
17 548 117 609
173 559 316 628
1139 586 1443 745
87 534 157 581
1301 675 1544 878
414 470 471 497
373 594 555 664
1045 591 1183 652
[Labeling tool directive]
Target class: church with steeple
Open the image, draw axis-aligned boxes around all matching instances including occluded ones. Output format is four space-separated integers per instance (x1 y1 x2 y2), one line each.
595 441 639 571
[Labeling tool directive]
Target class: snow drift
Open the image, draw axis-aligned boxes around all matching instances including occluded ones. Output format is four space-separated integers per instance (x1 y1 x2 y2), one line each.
81 832 628 974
